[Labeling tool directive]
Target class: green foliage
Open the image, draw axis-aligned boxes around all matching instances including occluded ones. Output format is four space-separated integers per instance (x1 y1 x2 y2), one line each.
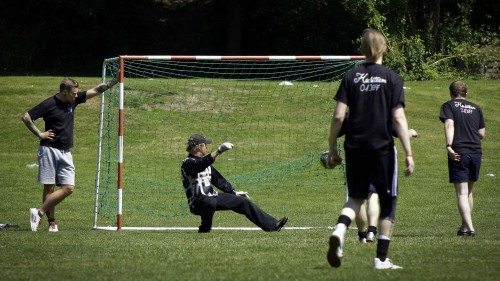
1 0 497 78
341 0 499 80
432 4 495 79
385 35 434 80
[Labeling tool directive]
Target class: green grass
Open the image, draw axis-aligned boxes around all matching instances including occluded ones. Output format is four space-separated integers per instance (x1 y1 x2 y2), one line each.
1 76 499 280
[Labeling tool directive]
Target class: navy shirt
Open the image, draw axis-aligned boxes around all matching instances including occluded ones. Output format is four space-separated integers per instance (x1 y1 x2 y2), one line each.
335 63 405 155
28 92 87 149
439 99 485 154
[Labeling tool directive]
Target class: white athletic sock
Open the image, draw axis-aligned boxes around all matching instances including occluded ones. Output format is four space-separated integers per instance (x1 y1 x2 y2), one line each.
333 223 347 237
378 235 390 241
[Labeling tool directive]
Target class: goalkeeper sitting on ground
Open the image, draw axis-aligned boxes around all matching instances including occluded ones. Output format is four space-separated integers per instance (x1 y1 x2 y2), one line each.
181 134 288 233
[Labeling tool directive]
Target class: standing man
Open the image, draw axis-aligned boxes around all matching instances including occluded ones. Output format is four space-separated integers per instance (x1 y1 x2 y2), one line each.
23 76 118 232
181 134 288 233
439 81 485 236
326 28 414 269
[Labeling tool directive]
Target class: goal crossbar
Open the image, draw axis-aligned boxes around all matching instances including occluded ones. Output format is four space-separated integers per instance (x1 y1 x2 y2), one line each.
114 55 366 61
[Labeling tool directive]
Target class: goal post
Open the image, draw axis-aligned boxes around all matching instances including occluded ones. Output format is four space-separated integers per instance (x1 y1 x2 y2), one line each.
93 55 364 231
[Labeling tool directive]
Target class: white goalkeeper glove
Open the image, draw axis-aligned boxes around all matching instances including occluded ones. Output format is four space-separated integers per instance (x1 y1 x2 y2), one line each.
235 191 249 198
217 142 234 154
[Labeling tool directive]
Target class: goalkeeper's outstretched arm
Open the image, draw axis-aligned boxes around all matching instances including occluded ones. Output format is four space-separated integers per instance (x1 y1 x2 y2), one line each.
210 142 234 160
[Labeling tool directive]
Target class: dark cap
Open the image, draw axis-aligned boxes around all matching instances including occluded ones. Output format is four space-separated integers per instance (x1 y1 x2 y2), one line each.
188 134 212 146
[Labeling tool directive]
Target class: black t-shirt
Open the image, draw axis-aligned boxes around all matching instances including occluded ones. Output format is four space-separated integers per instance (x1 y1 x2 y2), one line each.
335 63 405 155
28 92 87 149
439 99 485 154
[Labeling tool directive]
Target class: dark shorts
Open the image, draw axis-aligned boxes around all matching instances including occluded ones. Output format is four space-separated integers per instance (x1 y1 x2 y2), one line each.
345 146 398 199
448 153 482 183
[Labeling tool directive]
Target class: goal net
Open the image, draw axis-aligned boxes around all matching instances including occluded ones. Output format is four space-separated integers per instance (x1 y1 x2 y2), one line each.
94 55 363 230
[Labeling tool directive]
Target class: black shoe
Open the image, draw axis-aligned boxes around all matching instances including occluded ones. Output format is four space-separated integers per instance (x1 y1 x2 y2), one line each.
457 228 467 236
275 216 288 231
457 227 475 236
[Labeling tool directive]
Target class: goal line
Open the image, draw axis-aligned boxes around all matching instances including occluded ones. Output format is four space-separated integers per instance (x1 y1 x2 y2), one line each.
93 226 335 231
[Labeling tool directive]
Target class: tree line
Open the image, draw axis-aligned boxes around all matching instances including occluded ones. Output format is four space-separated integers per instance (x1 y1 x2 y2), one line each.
0 0 498 79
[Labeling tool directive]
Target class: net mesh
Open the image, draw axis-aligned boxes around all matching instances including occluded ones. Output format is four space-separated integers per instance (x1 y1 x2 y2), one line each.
95 57 358 228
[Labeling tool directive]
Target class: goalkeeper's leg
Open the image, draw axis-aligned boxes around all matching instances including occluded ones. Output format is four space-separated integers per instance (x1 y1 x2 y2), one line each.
215 193 280 231
191 197 217 233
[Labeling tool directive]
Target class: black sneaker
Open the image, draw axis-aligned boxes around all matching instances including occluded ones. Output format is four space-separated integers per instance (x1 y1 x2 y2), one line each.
457 228 467 236
358 231 367 243
457 227 475 236
275 216 288 231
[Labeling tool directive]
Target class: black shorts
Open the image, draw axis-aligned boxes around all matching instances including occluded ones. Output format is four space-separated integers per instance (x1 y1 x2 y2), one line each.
345 146 398 199
448 153 482 183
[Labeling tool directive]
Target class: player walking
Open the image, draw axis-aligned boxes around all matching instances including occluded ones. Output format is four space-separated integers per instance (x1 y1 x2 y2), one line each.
326 28 414 269
439 81 485 236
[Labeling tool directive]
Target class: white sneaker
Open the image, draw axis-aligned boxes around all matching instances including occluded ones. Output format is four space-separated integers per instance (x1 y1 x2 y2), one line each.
49 223 58 232
359 237 367 244
366 232 376 242
30 208 42 232
327 234 343 267
374 258 403 269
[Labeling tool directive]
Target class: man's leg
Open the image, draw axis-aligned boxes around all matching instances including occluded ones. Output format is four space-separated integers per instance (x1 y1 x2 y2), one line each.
455 182 474 232
215 193 280 231
43 184 55 221
468 181 474 218
373 195 401 269
31 184 72 232
367 192 380 242
355 200 368 243
43 184 59 231
194 196 217 233
328 197 364 267
41 185 74 214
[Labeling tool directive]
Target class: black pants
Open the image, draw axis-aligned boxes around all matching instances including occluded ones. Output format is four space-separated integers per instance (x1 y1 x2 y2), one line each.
190 193 278 232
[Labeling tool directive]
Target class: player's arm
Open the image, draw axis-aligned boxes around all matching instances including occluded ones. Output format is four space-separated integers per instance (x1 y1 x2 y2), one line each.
210 150 220 160
444 119 454 147
210 142 234 161
85 74 119 100
444 119 460 161
21 112 55 140
210 166 236 194
392 104 414 176
327 101 347 167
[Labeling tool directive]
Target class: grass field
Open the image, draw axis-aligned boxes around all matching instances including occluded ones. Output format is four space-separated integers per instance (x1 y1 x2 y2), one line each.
0 76 499 281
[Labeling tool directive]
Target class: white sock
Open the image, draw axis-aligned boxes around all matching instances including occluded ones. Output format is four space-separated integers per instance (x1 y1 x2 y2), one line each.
378 235 390 241
332 223 347 236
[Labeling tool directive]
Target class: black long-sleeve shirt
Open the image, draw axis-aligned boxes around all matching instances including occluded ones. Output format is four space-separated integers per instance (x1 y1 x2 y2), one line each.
181 154 235 206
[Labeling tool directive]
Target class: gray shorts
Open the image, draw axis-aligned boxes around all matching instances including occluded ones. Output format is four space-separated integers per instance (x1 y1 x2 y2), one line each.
38 146 75 186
